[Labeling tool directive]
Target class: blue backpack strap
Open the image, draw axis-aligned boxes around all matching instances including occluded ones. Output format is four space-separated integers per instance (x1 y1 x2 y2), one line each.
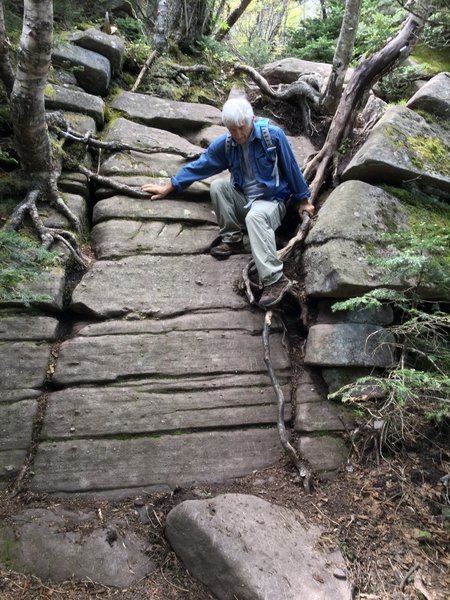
256 118 279 187
225 133 232 168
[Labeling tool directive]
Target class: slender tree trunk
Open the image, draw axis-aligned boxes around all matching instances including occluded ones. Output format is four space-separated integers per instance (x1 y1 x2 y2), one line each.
10 0 53 182
0 0 14 97
214 0 253 42
321 0 362 115
304 12 428 203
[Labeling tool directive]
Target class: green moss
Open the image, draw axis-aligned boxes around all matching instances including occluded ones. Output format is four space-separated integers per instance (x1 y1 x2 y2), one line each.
411 44 450 74
44 84 57 99
406 136 450 176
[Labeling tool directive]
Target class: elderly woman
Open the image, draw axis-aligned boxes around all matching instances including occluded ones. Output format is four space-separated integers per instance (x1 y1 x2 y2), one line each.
141 97 314 308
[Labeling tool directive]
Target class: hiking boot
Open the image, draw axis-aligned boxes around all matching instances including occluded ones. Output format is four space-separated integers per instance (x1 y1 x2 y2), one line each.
259 274 292 308
210 239 245 260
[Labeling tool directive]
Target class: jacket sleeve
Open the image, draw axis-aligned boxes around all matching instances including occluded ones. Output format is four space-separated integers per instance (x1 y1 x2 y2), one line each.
171 134 229 191
273 127 311 202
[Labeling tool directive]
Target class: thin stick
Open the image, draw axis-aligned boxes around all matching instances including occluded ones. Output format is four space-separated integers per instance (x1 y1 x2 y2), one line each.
131 49 158 93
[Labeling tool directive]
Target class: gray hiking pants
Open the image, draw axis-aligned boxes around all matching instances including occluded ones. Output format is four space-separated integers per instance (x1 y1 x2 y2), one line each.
210 179 286 286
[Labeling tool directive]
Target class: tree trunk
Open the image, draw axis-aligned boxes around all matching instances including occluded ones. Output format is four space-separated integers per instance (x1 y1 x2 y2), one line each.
321 0 362 115
0 0 15 97
304 11 428 204
153 0 169 49
10 0 53 182
214 0 253 42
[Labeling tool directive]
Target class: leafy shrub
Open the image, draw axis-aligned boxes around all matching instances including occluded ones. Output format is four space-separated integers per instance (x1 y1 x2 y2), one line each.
0 231 58 305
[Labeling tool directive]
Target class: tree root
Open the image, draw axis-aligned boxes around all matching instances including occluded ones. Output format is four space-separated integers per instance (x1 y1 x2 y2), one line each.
233 62 321 133
53 122 201 160
7 184 86 268
263 311 313 492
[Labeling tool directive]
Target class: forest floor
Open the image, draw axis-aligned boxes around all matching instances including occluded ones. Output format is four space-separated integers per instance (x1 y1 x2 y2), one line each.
1 427 449 600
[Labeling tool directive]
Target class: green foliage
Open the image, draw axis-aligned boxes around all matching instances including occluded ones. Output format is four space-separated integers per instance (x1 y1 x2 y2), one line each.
237 38 274 69
0 231 58 305
331 194 450 450
115 16 146 42
377 65 428 103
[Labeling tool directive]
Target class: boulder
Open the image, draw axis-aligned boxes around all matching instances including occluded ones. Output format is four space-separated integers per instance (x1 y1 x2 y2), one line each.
342 106 450 196
407 72 450 119
45 84 105 127
0 400 37 488
302 181 407 297
304 323 396 368
111 92 222 133
165 493 350 600
261 57 353 86
71 28 125 74
99 149 190 177
52 45 111 96
0 508 154 586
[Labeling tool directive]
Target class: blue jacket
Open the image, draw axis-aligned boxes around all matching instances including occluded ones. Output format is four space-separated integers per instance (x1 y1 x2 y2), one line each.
171 121 311 204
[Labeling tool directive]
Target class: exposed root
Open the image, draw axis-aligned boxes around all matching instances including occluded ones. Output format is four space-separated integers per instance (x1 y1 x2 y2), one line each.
263 311 313 492
233 62 321 133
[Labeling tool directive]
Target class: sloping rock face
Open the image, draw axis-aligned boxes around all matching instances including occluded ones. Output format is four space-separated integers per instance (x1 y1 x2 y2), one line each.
111 91 222 133
0 508 153 587
342 106 450 196
407 71 450 118
166 493 351 600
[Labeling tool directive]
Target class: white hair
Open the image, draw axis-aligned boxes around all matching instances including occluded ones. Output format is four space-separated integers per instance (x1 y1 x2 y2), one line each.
221 97 254 127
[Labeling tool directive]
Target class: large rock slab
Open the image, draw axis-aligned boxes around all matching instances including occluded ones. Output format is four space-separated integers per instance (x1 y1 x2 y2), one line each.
92 219 218 258
93 195 217 224
407 72 450 119
305 323 396 368
104 118 202 157
111 92 222 133
0 314 59 341
165 493 350 600
31 429 283 494
0 508 154 586
71 28 125 74
42 380 290 439
53 316 289 386
342 106 450 196
45 84 105 126
99 149 189 177
70 254 250 318
52 44 111 96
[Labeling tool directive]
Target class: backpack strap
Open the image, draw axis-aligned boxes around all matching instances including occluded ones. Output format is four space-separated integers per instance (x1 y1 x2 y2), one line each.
256 118 279 187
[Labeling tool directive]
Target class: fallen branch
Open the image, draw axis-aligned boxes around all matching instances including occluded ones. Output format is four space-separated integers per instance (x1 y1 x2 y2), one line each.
131 49 158 93
263 311 313 492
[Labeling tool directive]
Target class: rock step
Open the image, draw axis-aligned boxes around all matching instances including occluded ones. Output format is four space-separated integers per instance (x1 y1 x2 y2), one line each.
70 255 253 318
42 382 290 439
31 429 283 495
